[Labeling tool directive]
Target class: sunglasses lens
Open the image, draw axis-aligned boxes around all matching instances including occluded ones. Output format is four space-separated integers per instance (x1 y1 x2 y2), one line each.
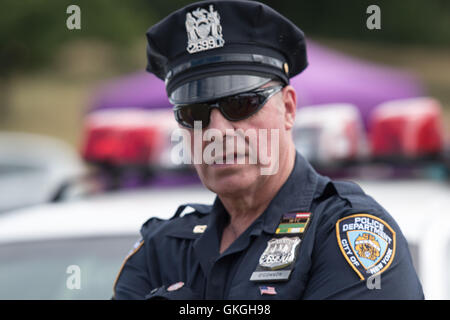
174 85 282 128
175 104 210 128
221 93 262 120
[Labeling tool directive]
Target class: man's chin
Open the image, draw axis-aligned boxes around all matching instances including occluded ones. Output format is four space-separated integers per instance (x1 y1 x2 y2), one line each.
198 165 259 196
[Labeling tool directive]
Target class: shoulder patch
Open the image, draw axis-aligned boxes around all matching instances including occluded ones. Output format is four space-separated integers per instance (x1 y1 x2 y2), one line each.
113 238 145 296
336 213 396 280
127 238 144 256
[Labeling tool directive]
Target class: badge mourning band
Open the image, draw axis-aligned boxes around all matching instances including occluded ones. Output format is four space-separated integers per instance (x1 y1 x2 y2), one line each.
250 212 312 282
186 5 225 54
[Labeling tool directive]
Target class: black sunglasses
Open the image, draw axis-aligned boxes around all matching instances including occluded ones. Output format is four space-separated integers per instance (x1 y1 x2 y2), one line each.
173 85 284 129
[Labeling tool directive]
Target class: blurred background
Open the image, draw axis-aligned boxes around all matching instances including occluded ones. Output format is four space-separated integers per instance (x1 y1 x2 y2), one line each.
0 0 450 300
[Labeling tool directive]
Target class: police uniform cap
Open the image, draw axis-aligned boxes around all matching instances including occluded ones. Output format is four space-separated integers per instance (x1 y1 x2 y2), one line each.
146 0 308 104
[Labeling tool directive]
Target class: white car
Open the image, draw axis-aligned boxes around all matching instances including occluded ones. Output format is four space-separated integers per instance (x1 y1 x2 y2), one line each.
0 185 215 300
354 178 450 299
0 179 448 299
0 132 87 213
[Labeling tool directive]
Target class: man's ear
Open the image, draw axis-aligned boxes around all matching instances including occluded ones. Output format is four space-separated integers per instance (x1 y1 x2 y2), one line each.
281 85 297 130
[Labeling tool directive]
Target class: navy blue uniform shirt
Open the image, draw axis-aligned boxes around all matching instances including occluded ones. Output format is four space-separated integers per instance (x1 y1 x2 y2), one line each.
113 153 424 299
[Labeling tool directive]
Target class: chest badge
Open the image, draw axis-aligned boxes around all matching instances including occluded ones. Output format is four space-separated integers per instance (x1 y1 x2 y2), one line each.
250 211 312 282
250 236 301 282
259 237 301 270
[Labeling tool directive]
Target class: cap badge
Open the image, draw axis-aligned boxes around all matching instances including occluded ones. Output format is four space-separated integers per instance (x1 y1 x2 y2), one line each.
185 5 225 54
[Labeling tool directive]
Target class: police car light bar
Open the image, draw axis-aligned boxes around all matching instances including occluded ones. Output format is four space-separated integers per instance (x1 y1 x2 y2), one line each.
293 103 368 165
369 97 444 159
82 109 177 167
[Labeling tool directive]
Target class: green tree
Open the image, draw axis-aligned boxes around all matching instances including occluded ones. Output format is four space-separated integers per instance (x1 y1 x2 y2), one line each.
0 0 155 117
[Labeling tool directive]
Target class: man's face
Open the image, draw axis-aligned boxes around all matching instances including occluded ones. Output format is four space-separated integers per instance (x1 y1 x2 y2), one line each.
183 84 297 196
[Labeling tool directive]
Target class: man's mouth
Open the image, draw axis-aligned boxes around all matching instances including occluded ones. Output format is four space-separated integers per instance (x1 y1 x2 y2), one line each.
212 152 247 165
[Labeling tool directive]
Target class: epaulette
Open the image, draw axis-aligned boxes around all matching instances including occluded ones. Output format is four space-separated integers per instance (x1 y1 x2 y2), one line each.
170 203 212 220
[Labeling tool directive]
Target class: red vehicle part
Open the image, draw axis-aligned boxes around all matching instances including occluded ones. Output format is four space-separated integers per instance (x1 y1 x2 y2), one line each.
369 97 444 158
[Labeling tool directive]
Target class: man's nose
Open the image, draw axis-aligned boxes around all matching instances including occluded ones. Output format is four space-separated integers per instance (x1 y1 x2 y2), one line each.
208 108 234 132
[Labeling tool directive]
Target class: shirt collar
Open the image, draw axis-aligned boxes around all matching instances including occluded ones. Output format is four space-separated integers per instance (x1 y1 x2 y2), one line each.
259 151 320 234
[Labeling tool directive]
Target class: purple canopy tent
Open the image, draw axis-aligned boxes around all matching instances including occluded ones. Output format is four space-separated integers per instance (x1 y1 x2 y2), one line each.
293 42 424 129
89 41 424 130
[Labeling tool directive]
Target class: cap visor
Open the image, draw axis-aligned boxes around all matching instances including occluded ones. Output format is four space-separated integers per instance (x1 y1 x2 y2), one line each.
169 75 272 105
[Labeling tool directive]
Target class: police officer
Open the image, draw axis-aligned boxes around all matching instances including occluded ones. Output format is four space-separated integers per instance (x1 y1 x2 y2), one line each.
113 0 424 299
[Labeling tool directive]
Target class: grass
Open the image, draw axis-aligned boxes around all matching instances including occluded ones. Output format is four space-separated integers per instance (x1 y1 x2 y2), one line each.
1 74 91 147
0 39 146 148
